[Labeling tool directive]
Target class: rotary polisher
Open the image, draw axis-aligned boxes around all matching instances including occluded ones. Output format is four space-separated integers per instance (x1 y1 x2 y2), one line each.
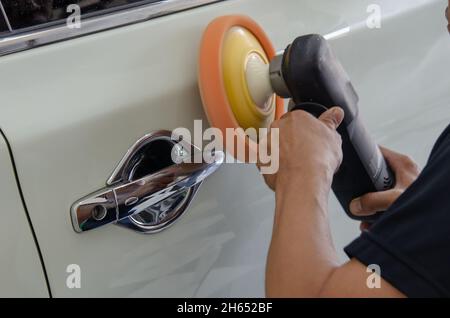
198 15 394 221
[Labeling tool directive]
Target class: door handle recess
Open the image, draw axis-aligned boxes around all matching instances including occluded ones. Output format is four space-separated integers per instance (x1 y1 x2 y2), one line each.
71 130 224 234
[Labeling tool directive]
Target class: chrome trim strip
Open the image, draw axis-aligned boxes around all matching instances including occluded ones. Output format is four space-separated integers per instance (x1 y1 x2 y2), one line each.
0 0 223 57
0 0 12 32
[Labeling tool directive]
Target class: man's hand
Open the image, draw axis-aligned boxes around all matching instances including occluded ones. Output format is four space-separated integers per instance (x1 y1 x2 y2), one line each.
349 147 420 230
263 107 347 297
446 0 449 33
258 107 344 191
261 107 406 297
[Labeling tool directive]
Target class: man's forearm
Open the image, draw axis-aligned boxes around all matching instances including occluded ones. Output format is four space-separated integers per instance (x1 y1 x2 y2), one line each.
266 170 340 297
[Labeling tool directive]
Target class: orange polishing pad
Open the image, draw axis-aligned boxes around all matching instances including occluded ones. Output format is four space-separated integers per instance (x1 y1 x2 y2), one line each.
198 15 284 162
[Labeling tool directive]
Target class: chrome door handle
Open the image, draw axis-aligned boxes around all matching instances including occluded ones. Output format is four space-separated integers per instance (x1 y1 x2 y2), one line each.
71 131 224 233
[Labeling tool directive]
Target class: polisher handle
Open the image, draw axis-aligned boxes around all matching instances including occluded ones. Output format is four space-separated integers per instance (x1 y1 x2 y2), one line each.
283 35 395 222
289 102 327 118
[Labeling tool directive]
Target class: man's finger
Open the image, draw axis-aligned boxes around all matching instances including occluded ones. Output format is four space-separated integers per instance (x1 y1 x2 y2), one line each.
379 146 420 176
319 107 345 130
350 189 403 216
360 222 371 232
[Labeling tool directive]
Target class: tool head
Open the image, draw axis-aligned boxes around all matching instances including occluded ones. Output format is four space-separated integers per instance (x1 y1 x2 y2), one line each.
198 15 284 161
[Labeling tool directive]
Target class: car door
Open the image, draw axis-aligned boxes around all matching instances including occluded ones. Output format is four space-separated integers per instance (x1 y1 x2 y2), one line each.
0 133 48 297
0 0 449 297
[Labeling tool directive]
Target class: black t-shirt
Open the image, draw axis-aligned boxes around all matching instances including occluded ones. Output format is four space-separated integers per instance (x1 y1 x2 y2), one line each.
345 124 450 298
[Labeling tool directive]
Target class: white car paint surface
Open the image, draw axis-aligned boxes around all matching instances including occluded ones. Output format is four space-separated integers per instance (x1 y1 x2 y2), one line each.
0 136 48 297
0 0 449 297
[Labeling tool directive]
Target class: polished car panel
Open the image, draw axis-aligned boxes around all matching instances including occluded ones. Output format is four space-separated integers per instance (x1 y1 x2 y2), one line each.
0 0 448 296
0 135 48 297
0 0 223 56
1 0 159 30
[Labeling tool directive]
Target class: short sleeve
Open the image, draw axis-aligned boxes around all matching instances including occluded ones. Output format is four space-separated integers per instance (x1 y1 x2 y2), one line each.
345 125 450 298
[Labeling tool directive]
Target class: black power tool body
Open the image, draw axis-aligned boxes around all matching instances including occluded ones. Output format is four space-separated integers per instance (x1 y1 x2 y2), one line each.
272 34 394 221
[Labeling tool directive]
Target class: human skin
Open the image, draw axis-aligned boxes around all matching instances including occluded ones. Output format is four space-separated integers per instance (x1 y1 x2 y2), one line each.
259 107 422 297
259 2 449 297
259 109 416 297
447 1 450 33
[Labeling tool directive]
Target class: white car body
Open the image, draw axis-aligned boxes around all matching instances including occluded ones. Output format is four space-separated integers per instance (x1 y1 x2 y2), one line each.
0 0 449 297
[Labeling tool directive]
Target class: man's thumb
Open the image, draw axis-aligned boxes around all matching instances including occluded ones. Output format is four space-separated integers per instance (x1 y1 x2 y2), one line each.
319 107 345 130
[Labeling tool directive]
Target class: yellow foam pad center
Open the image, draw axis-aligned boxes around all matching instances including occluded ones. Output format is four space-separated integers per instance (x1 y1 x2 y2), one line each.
222 26 276 133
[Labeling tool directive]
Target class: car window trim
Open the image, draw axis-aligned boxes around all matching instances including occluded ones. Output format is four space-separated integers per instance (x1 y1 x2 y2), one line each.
0 0 224 57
